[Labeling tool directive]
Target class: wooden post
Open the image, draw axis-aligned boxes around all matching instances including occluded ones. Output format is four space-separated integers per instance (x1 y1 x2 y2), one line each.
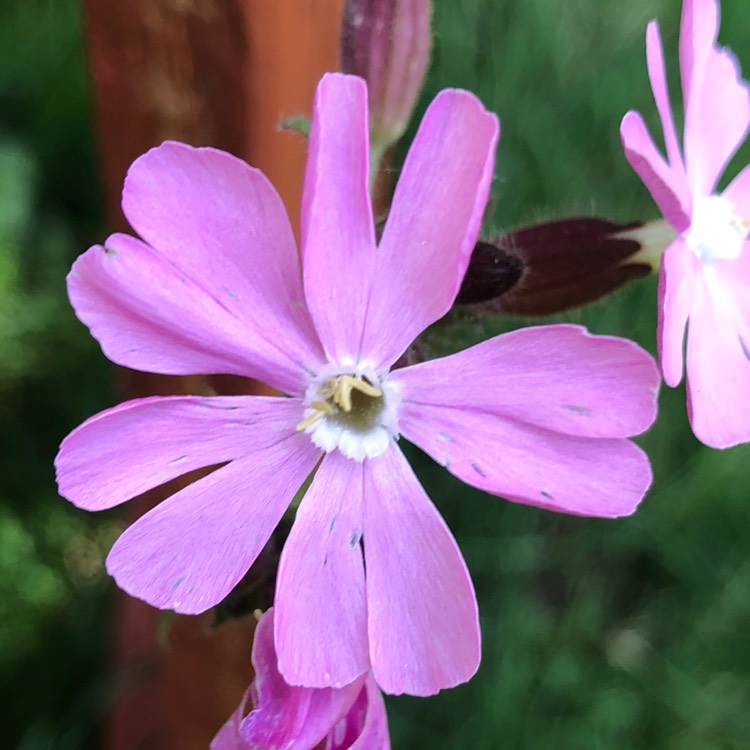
81 2 343 747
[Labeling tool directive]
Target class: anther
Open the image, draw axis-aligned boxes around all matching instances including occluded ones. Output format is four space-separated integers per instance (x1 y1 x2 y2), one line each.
296 375 383 432
296 400 335 431
732 217 750 238
320 375 382 412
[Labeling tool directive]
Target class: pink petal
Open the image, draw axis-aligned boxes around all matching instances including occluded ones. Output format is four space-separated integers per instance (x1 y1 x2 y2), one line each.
685 263 750 448
400 404 652 518
123 142 323 357
211 689 251 750
56 395 304 510
678 0 750 195
646 21 685 172
349 678 390 750
620 111 690 230
69 233 317 395
684 44 750 196
657 238 699 387
360 89 499 368
300 73 377 365
106 434 320 614
679 0 719 110
327 676 390 750
723 162 750 214
275 451 370 689
242 610 364 750
391 325 659 439
363 446 479 696
114 141 323 390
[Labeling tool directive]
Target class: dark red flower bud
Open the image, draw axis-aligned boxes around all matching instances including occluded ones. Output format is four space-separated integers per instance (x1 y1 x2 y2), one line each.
457 217 674 315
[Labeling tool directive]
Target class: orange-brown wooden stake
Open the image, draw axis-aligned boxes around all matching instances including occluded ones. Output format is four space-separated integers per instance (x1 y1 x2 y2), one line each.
82 2 343 747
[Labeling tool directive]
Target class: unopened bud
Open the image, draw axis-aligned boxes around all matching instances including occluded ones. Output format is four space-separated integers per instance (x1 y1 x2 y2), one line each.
457 217 674 315
341 0 432 158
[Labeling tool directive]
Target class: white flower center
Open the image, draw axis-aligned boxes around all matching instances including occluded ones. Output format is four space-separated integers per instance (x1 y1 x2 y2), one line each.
686 195 747 263
296 365 400 461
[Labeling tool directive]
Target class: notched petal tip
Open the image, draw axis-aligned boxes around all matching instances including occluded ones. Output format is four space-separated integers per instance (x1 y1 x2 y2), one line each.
364 448 480 696
361 86 499 368
274 453 370 690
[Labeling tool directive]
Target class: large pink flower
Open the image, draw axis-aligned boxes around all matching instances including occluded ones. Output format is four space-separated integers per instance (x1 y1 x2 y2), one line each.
211 609 389 750
56 73 658 696
621 0 750 448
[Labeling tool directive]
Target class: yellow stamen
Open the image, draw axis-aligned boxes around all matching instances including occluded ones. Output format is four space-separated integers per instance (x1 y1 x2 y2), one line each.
733 217 750 237
325 374 382 412
296 375 383 431
296 400 335 431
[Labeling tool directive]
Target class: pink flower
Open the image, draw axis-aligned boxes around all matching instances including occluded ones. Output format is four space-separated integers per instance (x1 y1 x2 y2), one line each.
211 609 389 750
621 0 750 448
56 72 658 696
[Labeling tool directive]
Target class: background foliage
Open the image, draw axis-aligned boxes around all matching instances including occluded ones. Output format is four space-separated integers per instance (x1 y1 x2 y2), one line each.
1 1 749 748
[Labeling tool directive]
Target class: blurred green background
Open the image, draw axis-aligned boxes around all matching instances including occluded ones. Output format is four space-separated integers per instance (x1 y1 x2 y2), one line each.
2 0 749 748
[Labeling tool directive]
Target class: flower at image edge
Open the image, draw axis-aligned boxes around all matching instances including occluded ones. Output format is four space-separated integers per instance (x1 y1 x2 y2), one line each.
621 0 750 447
211 609 390 750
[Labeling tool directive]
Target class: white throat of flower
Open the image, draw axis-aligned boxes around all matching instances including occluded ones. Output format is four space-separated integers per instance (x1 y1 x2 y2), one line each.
686 195 747 264
297 364 401 461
